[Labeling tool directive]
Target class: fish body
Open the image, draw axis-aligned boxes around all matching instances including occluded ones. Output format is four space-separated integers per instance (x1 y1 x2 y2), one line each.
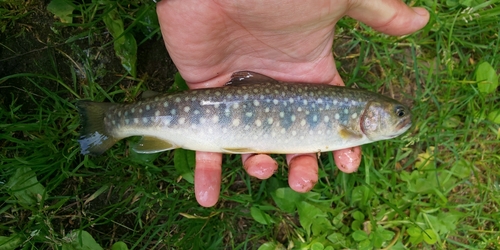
77 71 412 155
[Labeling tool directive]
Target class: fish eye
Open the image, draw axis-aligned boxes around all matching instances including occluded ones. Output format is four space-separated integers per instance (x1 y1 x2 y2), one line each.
395 106 406 117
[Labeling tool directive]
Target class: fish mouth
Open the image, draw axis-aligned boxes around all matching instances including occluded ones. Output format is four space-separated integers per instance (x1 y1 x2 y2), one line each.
396 116 412 132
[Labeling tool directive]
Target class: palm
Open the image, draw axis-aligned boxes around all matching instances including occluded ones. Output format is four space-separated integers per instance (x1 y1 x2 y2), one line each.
159 1 348 87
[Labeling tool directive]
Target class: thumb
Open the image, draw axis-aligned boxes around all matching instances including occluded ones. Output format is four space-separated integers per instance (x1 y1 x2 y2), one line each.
346 0 429 36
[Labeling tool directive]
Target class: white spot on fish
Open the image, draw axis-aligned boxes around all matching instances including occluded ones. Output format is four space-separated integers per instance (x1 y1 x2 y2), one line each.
170 109 176 115
300 119 306 126
214 103 220 109
289 98 294 104
267 117 274 125
279 112 284 118
291 115 296 122
280 128 286 134
303 100 308 105
112 120 116 125
351 100 356 105
313 115 318 122
317 98 323 104
232 103 239 109
265 107 270 113
146 105 151 111
134 118 139 124
178 117 185 124
318 130 323 135
227 93 232 98
324 116 329 123
232 118 240 126
344 109 349 114
292 130 297 136
255 119 262 127
212 115 219 123
352 113 358 119
297 107 302 112
155 110 161 116
335 113 340 120
124 111 129 116
184 106 190 113
163 102 168 108
142 117 148 123
260 95 265 100
243 94 249 100
344 97 348 102
244 125 250 130
139 108 143 114
175 97 181 103
200 117 206 124
246 112 253 118
194 110 200 115
117 111 122 117
215 91 221 96
273 99 279 105
253 88 259 93
333 99 338 105
253 100 260 106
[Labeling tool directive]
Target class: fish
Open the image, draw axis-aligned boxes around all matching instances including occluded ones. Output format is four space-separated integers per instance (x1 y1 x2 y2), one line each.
76 71 412 156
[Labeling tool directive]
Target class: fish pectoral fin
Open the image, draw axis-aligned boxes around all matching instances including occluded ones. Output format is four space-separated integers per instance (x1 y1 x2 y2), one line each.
133 136 177 153
222 147 256 154
227 71 279 86
339 127 363 140
140 90 161 99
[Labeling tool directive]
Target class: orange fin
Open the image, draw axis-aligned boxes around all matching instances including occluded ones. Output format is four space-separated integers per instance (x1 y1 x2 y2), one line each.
133 136 177 153
339 127 363 140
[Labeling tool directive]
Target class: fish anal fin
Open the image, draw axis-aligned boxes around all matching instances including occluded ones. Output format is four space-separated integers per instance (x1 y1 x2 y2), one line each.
339 127 363 140
133 136 177 153
227 71 278 86
222 147 257 154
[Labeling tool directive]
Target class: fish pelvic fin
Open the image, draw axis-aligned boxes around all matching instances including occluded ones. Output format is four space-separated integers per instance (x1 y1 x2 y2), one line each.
76 101 120 156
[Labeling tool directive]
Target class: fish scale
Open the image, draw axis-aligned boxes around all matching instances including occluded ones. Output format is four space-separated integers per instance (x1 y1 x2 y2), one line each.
77 71 412 156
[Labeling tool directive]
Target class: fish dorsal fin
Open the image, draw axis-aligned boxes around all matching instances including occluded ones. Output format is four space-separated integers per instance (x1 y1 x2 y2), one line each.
227 71 278 86
133 136 177 153
141 90 161 99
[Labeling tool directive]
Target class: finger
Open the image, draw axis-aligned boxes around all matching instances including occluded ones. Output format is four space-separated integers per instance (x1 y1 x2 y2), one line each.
286 154 318 192
333 146 362 173
242 154 278 179
194 151 222 207
346 1 429 36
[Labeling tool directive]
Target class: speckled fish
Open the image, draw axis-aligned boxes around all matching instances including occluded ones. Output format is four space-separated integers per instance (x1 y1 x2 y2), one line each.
77 71 412 155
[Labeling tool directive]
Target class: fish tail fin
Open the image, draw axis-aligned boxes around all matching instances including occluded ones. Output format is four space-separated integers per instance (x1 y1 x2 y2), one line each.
76 100 120 156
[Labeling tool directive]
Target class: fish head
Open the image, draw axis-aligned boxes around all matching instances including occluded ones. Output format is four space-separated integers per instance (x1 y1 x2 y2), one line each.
360 99 412 141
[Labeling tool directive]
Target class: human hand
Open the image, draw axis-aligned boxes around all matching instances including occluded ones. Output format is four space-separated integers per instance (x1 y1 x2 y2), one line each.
157 0 429 207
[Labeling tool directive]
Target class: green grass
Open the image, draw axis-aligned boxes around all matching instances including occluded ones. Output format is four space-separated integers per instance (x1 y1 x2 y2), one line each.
1 0 499 249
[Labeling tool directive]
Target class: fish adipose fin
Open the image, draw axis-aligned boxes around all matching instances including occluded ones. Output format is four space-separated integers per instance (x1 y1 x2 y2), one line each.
133 136 177 153
227 71 279 86
76 101 120 156
140 90 161 99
